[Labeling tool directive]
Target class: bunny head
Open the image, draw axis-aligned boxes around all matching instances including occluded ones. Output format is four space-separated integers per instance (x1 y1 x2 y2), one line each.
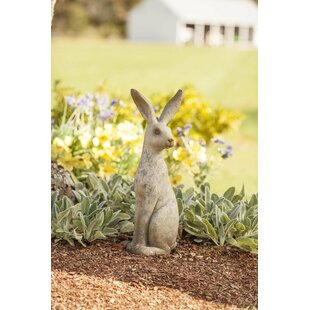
131 89 183 152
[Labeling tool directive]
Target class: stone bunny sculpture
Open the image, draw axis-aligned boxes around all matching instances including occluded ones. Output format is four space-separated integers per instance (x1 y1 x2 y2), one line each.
126 88 183 256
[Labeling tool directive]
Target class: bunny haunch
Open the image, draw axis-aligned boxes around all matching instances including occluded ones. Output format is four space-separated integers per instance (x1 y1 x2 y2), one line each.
125 89 183 256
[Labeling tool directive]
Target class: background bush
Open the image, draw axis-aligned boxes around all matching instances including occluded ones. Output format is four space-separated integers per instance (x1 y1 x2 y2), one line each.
51 83 240 186
52 0 142 36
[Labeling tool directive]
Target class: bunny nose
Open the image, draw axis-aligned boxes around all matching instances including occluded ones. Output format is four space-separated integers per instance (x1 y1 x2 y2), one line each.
168 138 174 145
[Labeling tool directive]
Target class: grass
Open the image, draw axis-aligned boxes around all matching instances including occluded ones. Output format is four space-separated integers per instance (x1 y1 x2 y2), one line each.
52 36 257 194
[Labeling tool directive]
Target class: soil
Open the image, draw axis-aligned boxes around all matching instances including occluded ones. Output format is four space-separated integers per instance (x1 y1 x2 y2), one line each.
52 237 257 310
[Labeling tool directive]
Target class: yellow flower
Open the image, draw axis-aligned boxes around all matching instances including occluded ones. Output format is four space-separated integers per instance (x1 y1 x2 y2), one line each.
79 132 92 148
64 136 73 146
99 162 116 175
53 137 65 148
82 153 93 169
92 137 100 147
190 164 200 174
172 147 188 161
170 174 182 186
51 145 63 158
95 127 104 137
117 121 140 142
92 147 104 159
102 140 111 149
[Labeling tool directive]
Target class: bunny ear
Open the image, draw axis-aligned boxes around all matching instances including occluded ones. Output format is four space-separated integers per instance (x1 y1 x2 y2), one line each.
158 89 183 124
131 89 157 124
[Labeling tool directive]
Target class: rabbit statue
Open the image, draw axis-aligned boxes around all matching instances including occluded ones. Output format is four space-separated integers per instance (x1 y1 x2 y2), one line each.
126 88 183 256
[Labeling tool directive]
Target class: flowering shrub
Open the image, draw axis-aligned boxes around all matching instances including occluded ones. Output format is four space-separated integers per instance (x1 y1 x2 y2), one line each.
150 84 242 143
51 82 241 185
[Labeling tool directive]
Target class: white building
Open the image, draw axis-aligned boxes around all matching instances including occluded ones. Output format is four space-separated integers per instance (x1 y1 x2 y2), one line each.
127 0 258 47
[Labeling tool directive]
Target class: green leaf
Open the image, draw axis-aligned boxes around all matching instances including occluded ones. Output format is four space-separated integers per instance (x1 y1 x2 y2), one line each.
249 194 258 207
115 213 131 220
239 184 245 198
85 212 105 240
184 208 195 223
92 231 106 240
88 173 100 190
57 208 71 223
223 187 235 201
72 190 82 202
88 202 98 217
236 237 258 253
116 221 134 233
51 192 58 209
184 227 208 239
177 198 184 216
194 203 203 217
184 187 194 202
220 212 230 225
232 194 243 203
202 218 218 244
74 182 84 191
78 212 87 234
81 197 90 214
227 204 239 219
103 208 114 225
223 198 235 211
102 227 118 236
201 184 211 205
224 219 238 239
235 222 246 232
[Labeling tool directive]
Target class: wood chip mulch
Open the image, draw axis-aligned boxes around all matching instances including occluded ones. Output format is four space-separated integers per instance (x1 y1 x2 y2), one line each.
52 237 257 310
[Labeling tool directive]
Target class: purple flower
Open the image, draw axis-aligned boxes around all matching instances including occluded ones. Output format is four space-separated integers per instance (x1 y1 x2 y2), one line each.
64 95 76 109
99 109 114 121
176 127 183 137
183 123 192 135
77 96 93 112
110 98 118 106
85 93 94 101
154 106 160 112
77 96 87 106
198 139 206 147
96 95 108 110
214 137 225 145
221 145 233 159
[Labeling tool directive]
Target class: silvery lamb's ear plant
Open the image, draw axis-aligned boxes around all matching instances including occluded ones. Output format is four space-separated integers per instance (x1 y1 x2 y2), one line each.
74 173 136 220
181 183 258 253
51 173 257 253
51 188 134 246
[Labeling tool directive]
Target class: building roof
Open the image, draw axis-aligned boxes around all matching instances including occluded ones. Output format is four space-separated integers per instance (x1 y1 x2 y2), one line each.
161 0 257 26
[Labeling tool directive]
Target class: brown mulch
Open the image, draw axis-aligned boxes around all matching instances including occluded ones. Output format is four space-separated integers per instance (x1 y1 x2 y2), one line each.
52 237 257 310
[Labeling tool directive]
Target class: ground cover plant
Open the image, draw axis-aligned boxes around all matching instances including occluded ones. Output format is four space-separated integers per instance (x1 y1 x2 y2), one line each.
51 173 258 254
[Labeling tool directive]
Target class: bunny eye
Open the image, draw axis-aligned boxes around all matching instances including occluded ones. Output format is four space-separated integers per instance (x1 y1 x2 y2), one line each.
154 128 161 135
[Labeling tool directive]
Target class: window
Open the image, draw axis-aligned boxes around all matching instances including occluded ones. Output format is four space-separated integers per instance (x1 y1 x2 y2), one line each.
234 26 239 41
186 24 195 31
220 25 225 36
249 27 254 42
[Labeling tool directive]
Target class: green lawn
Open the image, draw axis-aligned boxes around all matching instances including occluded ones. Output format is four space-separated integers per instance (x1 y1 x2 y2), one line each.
52 37 257 195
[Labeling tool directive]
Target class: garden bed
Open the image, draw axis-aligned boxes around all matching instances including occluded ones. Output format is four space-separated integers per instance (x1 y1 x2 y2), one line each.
52 237 257 309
